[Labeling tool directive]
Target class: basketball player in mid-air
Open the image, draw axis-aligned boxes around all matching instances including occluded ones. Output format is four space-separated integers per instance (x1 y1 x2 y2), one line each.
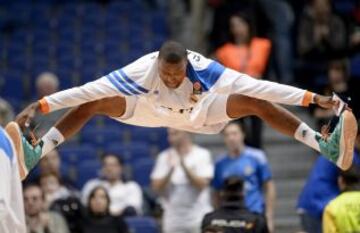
7 41 358 180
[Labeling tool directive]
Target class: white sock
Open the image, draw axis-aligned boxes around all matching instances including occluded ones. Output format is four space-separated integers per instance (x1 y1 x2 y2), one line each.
294 122 320 152
40 127 65 158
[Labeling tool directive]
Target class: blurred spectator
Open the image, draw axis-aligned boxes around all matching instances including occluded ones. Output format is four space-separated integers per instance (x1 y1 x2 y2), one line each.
215 12 269 148
39 172 83 233
298 0 346 60
322 165 360 232
39 172 74 209
297 120 360 233
82 154 143 216
26 149 73 187
202 176 268 233
151 128 214 233
215 13 271 78
167 0 209 53
212 122 275 232
258 0 294 84
311 59 360 126
297 0 347 88
32 72 66 137
0 98 14 127
81 186 129 233
24 184 70 233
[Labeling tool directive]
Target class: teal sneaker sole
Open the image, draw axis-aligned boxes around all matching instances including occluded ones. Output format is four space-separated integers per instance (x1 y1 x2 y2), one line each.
337 110 358 170
5 121 28 180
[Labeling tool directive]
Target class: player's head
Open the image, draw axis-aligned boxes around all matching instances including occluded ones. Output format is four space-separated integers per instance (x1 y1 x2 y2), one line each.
158 40 188 89
220 176 244 202
88 186 111 215
222 121 245 153
167 128 192 148
23 184 45 217
356 120 360 151
338 165 360 191
101 154 124 183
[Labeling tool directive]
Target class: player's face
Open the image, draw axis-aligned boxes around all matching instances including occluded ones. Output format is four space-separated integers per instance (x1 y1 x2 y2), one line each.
158 59 187 89
223 124 245 151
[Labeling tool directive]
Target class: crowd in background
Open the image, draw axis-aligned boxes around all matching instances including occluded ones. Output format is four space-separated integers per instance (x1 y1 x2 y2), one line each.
1 0 360 232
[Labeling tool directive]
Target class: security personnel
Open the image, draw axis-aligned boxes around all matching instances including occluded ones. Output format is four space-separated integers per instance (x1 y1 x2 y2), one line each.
202 176 268 233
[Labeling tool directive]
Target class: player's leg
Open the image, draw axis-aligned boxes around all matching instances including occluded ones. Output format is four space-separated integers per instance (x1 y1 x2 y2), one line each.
227 94 357 170
6 96 126 179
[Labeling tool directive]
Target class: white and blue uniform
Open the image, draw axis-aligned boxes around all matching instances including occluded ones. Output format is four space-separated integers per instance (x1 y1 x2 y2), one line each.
41 51 309 134
0 128 26 233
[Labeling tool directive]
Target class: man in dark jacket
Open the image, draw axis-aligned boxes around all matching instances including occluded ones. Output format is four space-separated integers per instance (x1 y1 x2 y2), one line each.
202 176 268 233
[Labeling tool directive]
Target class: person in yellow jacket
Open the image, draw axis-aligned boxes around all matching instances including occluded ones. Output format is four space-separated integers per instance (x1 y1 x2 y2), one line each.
323 165 360 233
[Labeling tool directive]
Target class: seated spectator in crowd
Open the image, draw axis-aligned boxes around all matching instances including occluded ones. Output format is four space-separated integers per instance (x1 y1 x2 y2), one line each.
312 59 350 128
39 172 83 233
81 186 128 233
323 165 360 232
39 172 75 209
297 120 360 233
215 13 271 79
26 149 73 187
212 122 275 232
202 176 268 233
0 97 14 127
297 0 347 87
311 59 360 127
24 184 70 233
32 72 67 136
298 0 346 61
82 154 143 216
151 128 214 233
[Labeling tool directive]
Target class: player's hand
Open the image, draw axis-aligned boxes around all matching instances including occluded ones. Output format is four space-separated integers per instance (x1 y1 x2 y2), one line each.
15 101 40 130
314 94 339 109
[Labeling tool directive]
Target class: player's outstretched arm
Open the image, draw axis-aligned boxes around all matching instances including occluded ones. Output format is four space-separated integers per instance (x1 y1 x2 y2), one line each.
15 77 119 129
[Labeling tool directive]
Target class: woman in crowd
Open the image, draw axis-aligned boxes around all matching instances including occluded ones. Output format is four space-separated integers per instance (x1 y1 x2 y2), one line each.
81 186 129 233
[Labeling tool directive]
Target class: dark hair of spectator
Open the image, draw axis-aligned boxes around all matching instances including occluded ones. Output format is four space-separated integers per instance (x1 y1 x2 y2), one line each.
221 176 244 202
87 186 111 215
340 165 360 191
159 41 187 64
203 225 224 233
23 183 46 200
229 12 255 44
101 153 124 166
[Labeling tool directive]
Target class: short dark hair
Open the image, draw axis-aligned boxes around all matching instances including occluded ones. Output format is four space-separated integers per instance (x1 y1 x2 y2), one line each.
101 153 124 165
158 40 187 64
340 165 360 190
221 176 244 201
